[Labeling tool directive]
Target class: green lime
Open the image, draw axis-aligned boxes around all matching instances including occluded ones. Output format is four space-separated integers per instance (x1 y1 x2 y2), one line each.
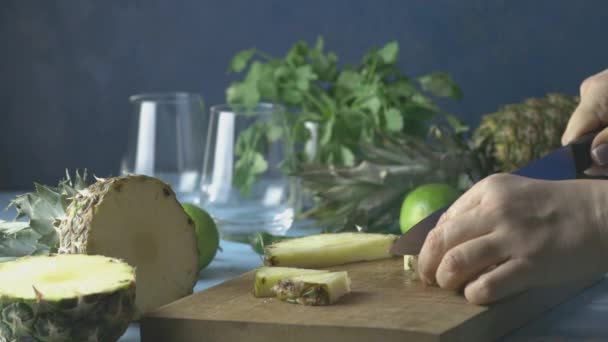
182 203 220 271
399 183 461 234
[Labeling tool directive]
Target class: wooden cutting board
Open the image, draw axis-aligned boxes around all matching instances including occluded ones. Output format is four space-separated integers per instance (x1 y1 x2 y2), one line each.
140 257 600 342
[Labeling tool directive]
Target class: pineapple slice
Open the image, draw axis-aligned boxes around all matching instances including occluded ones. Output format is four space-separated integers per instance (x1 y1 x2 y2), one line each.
0 254 136 341
272 271 351 305
253 266 329 298
263 232 398 268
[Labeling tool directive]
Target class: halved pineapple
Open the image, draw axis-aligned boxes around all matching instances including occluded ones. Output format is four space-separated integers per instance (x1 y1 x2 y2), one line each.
0 254 135 342
263 232 398 268
253 266 329 298
272 271 351 305
57 175 199 317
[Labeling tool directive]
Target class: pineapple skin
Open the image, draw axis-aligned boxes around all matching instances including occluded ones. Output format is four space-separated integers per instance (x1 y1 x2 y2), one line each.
263 232 399 268
56 175 178 254
253 267 329 298
55 175 200 317
472 93 579 173
0 256 136 342
272 271 351 306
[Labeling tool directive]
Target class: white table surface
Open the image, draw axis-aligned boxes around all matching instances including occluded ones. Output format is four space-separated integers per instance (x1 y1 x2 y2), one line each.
1 191 608 341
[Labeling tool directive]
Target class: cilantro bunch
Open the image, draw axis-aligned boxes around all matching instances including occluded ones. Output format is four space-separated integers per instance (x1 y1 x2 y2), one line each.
225 36 464 195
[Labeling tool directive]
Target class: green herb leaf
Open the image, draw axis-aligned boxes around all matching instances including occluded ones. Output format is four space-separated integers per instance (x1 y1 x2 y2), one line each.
444 113 469 134
295 65 317 91
384 108 403 132
377 41 399 64
251 152 269 173
417 72 463 100
361 96 382 116
228 48 256 73
340 146 355 166
337 70 363 90
226 81 260 108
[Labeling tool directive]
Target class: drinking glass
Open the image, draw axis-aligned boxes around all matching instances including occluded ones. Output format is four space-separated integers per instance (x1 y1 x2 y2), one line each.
199 103 298 240
120 92 207 203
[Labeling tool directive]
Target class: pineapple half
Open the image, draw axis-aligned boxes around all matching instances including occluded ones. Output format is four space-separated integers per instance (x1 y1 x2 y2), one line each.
0 254 135 342
263 232 398 268
272 271 351 306
56 175 199 317
253 266 329 298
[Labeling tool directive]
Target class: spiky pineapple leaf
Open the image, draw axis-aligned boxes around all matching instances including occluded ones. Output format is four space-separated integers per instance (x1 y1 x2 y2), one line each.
0 220 48 256
0 170 90 257
295 125 488 234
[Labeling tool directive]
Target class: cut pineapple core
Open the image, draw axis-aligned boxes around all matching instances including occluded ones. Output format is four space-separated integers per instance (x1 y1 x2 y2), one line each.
254 266 329 298
264 232 398 268
272 271 351 305
0 254 136 342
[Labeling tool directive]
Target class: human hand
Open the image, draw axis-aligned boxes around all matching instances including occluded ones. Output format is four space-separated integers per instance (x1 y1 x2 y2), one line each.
417 173 608 305
562 68 608 175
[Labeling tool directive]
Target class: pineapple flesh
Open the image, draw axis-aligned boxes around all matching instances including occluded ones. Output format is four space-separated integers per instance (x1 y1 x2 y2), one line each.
403 254 418 271
263 232 398 268
0 254 136 342
56 175 199 317
253 266 329 298
272 271 351 305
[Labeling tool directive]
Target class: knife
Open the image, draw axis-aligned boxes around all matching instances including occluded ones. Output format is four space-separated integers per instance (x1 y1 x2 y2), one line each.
389 128 602 256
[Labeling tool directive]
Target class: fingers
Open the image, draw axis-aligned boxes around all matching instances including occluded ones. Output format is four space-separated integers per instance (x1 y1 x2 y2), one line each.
589 127 608 173
435 233 509 290
562 69 608 145
418 207 493 285
561 100 604 146
463 258 534 305
438 185 481 225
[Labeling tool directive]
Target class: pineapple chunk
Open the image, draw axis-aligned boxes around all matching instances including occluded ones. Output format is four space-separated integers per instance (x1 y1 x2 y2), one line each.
403 254 418 271
253 266 329 298
403 255 421 281
272 271 351 305
264 232 398 268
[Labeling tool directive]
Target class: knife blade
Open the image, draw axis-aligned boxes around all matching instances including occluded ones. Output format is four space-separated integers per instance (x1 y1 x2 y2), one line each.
389 128 601 256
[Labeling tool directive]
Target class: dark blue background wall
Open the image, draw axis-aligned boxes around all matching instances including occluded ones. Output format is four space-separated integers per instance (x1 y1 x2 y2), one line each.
1 0 607 190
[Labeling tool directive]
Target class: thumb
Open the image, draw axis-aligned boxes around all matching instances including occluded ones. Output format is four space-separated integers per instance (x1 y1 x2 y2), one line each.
562 70 608 145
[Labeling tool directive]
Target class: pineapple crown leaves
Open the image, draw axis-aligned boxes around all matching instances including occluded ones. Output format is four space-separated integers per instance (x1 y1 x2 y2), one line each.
0 169 90 257
295 123 487 234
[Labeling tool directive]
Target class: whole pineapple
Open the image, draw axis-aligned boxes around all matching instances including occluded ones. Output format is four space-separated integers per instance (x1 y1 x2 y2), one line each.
472 93 579 173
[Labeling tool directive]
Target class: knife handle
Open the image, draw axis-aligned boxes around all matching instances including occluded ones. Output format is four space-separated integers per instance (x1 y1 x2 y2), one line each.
570 128 602 173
